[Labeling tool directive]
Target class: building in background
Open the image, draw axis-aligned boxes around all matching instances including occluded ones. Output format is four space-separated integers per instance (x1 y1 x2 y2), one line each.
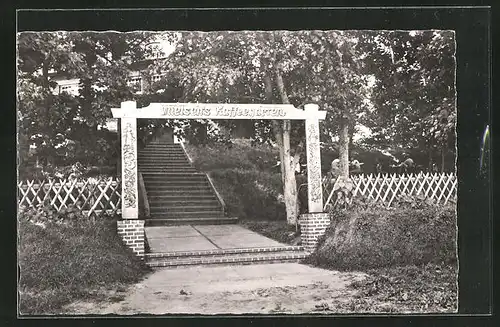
48 36 176 133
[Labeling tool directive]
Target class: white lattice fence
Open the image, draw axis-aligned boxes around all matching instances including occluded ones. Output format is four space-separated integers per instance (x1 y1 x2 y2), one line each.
17 178 121 218
324 172 457 209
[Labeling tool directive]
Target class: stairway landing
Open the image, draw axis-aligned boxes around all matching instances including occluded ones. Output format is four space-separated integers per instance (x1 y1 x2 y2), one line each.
145 224 307 268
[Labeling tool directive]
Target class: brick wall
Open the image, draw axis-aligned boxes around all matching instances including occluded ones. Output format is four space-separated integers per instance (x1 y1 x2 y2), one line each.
117 220 145 258
299 213 330 253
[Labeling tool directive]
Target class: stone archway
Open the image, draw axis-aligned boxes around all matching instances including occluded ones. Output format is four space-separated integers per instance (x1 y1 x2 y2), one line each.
111 101 330 257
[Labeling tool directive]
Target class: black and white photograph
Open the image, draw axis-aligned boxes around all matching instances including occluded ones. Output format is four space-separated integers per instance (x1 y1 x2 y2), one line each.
16 9 480 316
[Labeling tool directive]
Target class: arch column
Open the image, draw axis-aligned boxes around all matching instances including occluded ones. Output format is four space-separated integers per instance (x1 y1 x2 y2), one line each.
300 103 329 253
120 101 139 219
304 103 323 212
117 101 144 258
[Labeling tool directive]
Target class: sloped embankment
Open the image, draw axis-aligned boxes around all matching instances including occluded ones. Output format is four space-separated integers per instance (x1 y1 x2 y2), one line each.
307 201 457 270
18 218 151 314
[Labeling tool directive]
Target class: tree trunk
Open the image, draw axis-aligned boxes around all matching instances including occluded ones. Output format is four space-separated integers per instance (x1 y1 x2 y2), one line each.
264 74 286 186
282 120 298 225
338 117 350 178
275 124 286 186
275 66 298 225
348 120 355 150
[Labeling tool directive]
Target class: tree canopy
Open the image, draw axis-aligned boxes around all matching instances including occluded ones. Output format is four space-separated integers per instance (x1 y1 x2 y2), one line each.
17 30 456 220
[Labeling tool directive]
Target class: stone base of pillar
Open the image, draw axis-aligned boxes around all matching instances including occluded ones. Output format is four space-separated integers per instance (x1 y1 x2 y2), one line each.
299 213 331 253
117 220 145 259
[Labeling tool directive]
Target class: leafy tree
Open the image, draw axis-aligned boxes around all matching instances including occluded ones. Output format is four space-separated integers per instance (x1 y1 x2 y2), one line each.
357 30 456 171
17 32 83 167
17 31 175 173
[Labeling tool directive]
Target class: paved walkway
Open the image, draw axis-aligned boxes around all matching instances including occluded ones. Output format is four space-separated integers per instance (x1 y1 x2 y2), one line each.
145 224 286 253
64 263 367 315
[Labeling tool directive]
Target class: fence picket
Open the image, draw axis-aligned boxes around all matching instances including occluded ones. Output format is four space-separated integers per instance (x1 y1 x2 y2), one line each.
387 175 406 207
443 176 457 205
435 175 448 202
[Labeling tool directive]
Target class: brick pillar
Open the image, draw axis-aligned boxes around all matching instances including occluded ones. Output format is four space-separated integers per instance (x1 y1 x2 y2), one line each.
117 220 145 258
299 213 330 253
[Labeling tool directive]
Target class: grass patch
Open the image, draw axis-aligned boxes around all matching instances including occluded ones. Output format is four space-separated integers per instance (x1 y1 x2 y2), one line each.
240 220 300 245
304 200 458 313
319 263 458 313
18 219 151 315
184 140 309 220
306 203 457 271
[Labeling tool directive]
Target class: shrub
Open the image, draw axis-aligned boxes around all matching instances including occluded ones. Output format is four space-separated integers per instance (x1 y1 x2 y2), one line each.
306 199 458 271
18 201 90 226
209 168 286 220
185 140 278 172
184 140 313 220
241 220 300 245
18 209 150 314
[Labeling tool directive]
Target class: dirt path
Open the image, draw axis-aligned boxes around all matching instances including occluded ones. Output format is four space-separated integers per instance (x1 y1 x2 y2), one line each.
63 263 367 315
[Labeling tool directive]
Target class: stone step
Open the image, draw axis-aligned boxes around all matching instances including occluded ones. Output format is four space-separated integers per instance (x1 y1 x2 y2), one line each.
140 164 193 168
150 211 225 218
138 158 190 162
140 168 193 171
140 169 198 173
140 166 192 169
142 144 184 147
146 190 215 197
144 184 211 190
145 187 213 193
149 205 222 213
140 167 196 170
148 199 220 206
145 217 237 227
145 184 213 189
138 156 189 159
140 147 185 150
147 194 217 201
142 175 207 181
145 144 183 147
139 149 186 153
144 179 209 184
139 154 189 158
139 156 187 160
145 188 212 194
141 172 204 176
146 250 308 268
139 163 192 167
139 154 187 158
146 185 213 191
140 166 191 169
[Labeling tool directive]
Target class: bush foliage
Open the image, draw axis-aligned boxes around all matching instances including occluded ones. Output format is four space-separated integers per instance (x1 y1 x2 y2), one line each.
18 213 149 314
306 198 458 271
185 140 292 220
184 140 279 172
210 168 286 220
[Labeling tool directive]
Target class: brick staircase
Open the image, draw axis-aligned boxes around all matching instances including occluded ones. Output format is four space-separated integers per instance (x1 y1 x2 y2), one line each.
139 140 238 226
145 246 308 268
